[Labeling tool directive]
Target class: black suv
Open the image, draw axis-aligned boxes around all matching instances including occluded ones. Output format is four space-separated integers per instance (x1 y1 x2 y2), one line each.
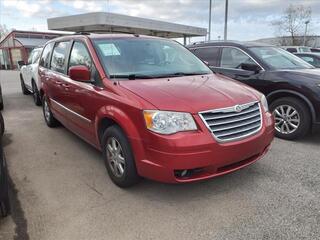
188 41 320 140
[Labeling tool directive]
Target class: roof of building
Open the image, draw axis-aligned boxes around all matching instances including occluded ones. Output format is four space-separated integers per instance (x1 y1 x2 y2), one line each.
47 12 207 38
0 30 61 48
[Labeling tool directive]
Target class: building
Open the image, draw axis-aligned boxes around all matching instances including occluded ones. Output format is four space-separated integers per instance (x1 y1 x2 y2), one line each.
255 36 320 47
0 30 60 70
47 12 207 45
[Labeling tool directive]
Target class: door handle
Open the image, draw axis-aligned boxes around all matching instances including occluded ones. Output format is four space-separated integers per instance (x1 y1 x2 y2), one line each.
55 81 62 85
62 83 69 87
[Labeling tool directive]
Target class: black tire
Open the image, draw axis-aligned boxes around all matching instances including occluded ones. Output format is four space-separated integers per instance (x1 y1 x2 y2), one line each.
20 75 29 95
0 195 10 218
0 87 3 111
0 112 4 136
42 96 59 128
0 152 10 218
102 125 140 188
270 97 311 140
32 81 41 106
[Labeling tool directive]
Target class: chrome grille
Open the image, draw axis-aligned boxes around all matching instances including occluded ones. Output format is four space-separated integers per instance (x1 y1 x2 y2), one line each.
199 102 262 142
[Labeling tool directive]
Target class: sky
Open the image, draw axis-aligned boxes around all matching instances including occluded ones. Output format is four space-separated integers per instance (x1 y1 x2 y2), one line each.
0 0 319 42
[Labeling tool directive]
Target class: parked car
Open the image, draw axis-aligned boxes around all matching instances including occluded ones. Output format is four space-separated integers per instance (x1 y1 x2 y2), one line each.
282 46 311 53
0 111 9 217
20 47 43 106
294 53 320 68
188 41 320 140
311 48 320 53
38 34 274 187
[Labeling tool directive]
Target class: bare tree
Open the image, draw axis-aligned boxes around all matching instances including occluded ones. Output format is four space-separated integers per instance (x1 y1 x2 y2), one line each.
272 4 312 45
0 24 9 40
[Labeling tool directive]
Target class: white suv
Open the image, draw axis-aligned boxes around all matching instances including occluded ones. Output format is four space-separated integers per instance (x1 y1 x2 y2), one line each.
20 47 43 106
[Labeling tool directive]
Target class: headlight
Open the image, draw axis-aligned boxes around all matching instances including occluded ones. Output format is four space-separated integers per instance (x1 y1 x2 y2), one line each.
261 95 269 112
143 110 197 134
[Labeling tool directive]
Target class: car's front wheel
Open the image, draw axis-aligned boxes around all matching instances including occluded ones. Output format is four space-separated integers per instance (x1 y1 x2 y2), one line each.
102 125 140 188
42 96 59 128
0 156 10 218
32 81 41 106
270 97 311 140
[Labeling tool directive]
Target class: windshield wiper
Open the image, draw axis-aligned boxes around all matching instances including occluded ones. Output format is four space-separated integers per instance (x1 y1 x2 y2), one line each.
155 72 210 78
109 74 156 80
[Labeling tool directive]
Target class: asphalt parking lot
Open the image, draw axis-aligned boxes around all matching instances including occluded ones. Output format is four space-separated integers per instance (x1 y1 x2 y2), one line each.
0 70 319 240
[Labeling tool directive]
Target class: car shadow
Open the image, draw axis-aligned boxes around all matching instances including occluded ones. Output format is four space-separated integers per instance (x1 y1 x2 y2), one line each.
54 122 273 203
296 131 320 145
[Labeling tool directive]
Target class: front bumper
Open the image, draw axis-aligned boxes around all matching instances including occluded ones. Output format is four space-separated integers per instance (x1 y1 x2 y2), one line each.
131 112 274 183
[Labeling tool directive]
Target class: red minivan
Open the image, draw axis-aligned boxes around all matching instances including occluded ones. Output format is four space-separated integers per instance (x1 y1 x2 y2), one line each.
38 34 274 187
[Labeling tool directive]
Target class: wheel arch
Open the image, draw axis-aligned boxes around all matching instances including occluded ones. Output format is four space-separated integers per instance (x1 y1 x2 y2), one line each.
95 106 141 148
267 90 316 122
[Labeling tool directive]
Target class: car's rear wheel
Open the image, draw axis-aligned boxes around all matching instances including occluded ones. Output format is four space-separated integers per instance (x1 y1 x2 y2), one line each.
270 97 311 140
102 125 140 188
0 87 3 111
20 75 29 95
0 196 10 218
42 96 59 128
32 81 41 106
0 156 10 218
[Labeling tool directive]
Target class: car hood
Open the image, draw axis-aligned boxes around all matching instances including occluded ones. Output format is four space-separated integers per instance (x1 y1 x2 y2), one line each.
118 74 260 113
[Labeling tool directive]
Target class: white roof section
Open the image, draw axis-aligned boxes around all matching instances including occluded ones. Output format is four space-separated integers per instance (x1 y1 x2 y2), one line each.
15 38 49 47
47 12 207 38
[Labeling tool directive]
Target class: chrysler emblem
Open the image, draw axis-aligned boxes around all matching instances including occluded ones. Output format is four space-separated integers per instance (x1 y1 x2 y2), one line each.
234 105 242 112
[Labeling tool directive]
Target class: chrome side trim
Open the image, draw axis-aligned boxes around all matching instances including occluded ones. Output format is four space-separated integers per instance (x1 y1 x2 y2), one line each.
189 45 265 71
50 98 92 123
199 101 263 143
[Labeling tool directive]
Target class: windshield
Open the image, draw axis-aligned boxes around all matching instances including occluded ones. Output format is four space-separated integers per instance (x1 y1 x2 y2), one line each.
93 38 211 79
250 47 314 70
299 47 311 53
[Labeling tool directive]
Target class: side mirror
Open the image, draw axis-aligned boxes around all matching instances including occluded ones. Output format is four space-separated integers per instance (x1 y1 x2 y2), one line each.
18 60 26 67
69 65 91 82
241 63 261 74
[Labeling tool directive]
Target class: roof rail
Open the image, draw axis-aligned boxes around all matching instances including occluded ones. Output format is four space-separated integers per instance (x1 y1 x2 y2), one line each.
74 31 91 35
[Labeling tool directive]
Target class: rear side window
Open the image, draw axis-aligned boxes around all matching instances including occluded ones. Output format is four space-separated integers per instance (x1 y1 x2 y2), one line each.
193 47 220 66
39 43 54 68
51 41 70 74
31 50 41 64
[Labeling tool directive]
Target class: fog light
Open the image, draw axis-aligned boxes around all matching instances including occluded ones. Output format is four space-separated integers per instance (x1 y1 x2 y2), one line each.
181 170 188 177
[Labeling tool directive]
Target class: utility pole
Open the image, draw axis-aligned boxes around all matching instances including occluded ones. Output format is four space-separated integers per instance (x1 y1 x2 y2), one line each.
208 0 212 41
224 0 228 41
303 20 310 46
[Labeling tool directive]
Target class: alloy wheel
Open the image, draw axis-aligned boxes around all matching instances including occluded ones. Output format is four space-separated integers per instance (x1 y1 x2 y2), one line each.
106 137 126 178
43 99 51 123
273 105 300 135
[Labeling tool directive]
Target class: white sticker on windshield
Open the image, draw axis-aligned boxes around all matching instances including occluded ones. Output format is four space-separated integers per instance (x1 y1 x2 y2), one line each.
98 43 120 56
